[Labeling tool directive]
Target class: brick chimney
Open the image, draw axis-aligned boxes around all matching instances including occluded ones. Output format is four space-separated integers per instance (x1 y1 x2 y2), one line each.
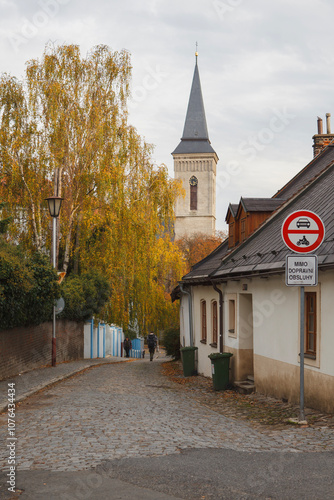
312 113 334 157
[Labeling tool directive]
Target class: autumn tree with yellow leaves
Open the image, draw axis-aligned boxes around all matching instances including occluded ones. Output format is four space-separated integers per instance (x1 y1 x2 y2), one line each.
176 231 227 275
0 43 184 335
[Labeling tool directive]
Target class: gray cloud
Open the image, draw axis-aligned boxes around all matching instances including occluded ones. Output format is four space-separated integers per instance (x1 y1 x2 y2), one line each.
1 0 334 229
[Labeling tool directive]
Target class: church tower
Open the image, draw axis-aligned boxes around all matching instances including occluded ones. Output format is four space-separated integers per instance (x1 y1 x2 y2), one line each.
172 52 218 240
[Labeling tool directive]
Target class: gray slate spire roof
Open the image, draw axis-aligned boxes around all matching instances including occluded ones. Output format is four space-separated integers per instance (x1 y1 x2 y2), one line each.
172 60 216 155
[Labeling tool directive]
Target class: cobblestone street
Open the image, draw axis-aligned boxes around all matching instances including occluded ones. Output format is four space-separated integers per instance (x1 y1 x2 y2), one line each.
1 356 334 499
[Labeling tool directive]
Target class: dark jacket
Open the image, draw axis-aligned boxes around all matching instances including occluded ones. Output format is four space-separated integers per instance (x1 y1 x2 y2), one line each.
147 334 157 350
124 338 132 350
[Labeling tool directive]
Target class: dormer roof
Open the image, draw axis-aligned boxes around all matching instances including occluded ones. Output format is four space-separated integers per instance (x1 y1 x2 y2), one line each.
238 197 284 215
225 203 239 223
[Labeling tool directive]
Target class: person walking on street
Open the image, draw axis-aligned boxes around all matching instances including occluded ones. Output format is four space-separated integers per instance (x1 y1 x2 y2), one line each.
147 332 157 361
124 337 132 358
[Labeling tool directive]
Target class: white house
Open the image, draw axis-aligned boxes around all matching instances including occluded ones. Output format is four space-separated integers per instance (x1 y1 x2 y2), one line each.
172 124 334 413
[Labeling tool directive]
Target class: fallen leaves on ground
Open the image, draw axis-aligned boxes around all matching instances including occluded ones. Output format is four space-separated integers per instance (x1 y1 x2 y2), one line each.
161 360 334 429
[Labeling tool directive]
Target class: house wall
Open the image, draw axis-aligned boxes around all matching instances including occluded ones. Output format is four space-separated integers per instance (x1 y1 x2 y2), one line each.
318 271 334 376
180 294 191 347
185 271 334 412
191 283 255 381
251 273 334 411
0 320 84 381
192 286 220 376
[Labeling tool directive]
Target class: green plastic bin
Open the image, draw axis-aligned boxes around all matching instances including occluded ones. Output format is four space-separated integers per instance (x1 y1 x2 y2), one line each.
208 352 233 390
180 346 198 377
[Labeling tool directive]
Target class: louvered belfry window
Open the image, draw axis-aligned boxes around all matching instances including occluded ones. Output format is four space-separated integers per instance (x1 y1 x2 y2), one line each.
190 185 197 210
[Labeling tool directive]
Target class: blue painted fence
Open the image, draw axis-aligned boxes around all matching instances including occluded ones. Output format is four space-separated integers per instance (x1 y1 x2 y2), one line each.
84 321 145 359
84 320 123 359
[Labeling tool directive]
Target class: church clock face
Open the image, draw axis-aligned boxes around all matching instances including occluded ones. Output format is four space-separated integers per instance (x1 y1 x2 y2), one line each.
189 176 198 186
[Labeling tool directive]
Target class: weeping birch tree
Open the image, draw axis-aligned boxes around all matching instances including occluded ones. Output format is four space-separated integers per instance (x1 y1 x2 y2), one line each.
0 43 183 333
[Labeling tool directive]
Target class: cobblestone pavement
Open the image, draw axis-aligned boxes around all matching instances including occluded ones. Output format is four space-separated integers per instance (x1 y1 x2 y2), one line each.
0 356 333 474
163 361 334 430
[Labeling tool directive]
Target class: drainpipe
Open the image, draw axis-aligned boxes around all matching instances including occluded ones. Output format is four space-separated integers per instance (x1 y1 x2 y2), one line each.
211 282 224 353
179 283 193 347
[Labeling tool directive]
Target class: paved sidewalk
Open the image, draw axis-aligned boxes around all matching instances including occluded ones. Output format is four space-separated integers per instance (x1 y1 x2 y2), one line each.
0 357 131 414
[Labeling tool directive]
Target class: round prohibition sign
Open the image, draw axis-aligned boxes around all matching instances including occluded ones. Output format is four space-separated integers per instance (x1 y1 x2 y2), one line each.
281 210 325 253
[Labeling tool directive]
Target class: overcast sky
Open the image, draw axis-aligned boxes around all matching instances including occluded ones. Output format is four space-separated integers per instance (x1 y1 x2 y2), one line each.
1 0 334 230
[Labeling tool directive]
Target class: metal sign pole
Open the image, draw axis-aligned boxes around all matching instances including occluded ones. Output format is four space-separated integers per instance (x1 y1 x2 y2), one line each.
299 285 305 421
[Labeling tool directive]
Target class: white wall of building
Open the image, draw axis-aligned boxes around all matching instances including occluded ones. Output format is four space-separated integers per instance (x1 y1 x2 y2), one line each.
191 285 220 377
317 272 334 376
181 270 334 411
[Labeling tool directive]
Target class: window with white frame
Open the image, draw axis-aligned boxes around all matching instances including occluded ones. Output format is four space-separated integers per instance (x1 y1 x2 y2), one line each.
228 298 236 335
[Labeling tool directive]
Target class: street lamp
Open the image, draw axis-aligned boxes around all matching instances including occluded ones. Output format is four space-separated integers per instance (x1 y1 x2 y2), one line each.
46 195 63 367
46 196 63 219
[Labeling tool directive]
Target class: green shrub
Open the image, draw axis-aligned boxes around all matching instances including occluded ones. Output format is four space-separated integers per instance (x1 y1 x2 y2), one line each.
60 270 110 322
162 327 180 360
24 252 60 326
0 242 59 330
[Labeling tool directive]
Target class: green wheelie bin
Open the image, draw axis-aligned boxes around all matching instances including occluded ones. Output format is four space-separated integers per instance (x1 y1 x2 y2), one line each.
180 346 198 377
208 352 233 390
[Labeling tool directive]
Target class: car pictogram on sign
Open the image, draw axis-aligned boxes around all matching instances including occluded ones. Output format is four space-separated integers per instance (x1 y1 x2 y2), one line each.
296 218 310 228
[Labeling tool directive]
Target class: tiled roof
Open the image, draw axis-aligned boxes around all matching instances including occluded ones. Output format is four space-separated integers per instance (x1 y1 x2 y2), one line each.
178 143 334 287
212 161 334 279
172 62 216 156
225 203 238 220
240 197 284 212
172 139 216 155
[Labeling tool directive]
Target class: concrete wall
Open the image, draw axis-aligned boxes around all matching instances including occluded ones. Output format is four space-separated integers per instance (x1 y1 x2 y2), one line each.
254 354 334 414
0 320 84 381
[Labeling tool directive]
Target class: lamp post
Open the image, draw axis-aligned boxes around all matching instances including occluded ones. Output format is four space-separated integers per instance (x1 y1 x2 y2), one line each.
46 195 63 367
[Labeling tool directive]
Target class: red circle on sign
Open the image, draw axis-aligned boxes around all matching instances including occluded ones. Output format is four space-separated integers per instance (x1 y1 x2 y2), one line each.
281 210 325 253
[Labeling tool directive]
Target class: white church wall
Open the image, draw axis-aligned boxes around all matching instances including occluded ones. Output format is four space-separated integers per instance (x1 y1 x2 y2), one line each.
173 152 218 240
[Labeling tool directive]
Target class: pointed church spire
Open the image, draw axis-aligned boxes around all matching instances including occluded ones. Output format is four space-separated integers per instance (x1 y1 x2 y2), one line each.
172 53 216 155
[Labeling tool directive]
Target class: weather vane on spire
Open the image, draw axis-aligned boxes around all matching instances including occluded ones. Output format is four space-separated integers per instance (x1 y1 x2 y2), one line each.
195 42 198 64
